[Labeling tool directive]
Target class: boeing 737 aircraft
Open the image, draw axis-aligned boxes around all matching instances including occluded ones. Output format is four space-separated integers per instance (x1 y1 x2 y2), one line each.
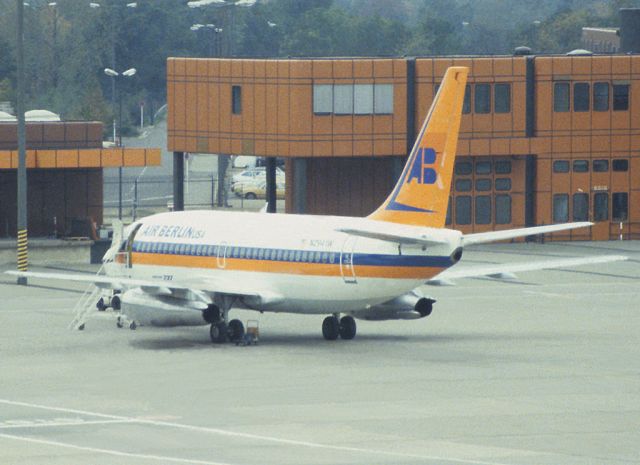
7 67 625 342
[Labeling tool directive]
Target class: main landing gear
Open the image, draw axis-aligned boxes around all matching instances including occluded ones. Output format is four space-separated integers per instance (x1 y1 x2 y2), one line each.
322 314 356 341
204 303 245 344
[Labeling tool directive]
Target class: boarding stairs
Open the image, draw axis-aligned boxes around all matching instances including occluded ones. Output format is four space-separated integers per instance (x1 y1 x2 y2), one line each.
68 265 106 331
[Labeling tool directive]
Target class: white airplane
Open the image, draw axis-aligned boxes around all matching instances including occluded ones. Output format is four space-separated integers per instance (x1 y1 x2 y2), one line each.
7 67 626 342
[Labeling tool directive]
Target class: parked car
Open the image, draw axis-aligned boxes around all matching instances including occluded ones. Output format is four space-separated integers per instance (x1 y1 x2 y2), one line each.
231 167 285 185
232 179 285 199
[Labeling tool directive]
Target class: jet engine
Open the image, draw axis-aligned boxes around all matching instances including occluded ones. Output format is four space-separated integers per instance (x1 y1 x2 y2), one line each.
351 291 435 321
120 288 209 327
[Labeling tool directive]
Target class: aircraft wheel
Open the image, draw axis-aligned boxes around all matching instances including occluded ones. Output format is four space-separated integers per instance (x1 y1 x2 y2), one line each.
111 295 121 311
227 319 245 342
116 317 124 328
96 298 106 311
129 321 137 330
210 321 228 343
339 316 357 340
322 316 340 341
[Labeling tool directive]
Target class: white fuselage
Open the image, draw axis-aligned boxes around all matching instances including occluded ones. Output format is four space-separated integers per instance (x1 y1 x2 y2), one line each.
105 210 461 319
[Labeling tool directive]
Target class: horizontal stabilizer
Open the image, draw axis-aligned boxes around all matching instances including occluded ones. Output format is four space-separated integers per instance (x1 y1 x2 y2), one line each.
463 222 592 246
336 221 450 246
427 254 627 284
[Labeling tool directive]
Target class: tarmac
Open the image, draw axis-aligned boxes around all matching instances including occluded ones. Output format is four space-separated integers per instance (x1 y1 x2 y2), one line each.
0 240 639 465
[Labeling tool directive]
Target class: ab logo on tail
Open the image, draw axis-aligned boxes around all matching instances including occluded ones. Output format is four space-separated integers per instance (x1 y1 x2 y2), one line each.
406 147 437 185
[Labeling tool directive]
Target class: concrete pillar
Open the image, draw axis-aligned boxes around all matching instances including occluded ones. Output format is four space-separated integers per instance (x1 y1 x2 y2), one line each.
265 157 277 213
173 151 184 211
292 158 307 214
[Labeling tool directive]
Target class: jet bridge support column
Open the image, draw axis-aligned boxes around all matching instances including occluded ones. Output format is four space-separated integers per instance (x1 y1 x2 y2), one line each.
265 157 276 213
173 151 184 211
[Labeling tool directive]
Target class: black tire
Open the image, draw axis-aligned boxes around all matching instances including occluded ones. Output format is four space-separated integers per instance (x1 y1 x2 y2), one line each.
227 319 245 342
244 192 257 200
129 321 137 330
322 316 340 341
339 316 357 340
210 321 228 343
96 298 106 311
111 295 121 311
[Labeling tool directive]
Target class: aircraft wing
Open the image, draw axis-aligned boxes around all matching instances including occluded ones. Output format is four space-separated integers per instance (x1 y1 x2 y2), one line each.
4 270 282 305
462 222 592 246
427 254 627 285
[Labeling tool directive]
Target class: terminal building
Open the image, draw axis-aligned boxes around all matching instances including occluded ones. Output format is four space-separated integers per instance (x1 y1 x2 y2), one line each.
0 110 160 238
167 51 639 241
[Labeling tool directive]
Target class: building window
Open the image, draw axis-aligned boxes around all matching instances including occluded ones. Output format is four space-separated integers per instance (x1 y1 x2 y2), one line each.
494 83 511 113
495 195 511 224
553 160 570 173
573 160 588 173
573 82 590 112
573 193 589 221
455 179 472 192
334 84 353 115
232 85 242 114
495 178 511 191
446 197 452 225
475 195 491 224
593 82 609 111
455 196 472 225
475 179 492 191
475 161 491 175
313 84 332 114
463 84 471 114
612 193 628 221
474 83 491 114
495 160 511 174
613 83 629 111
554 82 570 112
594 192 608 221
593 159 609 172
354 84 373 114
455 161 472 175
612 159 629 172
553 194 569 222
374 84 393 114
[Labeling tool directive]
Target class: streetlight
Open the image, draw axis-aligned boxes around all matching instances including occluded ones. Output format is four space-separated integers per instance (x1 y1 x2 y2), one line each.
104 67 136 220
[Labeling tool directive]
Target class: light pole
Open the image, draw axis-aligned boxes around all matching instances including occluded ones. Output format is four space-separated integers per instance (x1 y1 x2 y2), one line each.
104 67 136 220
15 0 28 285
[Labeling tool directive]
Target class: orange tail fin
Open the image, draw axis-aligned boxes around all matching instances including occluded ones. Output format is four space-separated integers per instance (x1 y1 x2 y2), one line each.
368 66 468 227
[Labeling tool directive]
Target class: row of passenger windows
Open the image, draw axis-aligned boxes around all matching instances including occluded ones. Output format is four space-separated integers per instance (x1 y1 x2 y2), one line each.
553 192 628 222
553 158 629 173
553 81 629 112
134 241 338 264
446 194 512 226
313 84 394 115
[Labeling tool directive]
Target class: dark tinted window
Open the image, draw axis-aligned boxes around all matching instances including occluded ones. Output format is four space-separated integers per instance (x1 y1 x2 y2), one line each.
613 84 629 111
612 159 629 171
446 197 452 225
573 193 589 221
594 192 608 221
475 161 491 175
455 179 472 192
553 160 569 173
495 178 511 190
612 193 628 221
495 195 511 224
474 83 491 114
455 196 472 225
463 84 471 114
593 82 609 111
232 85 242 114
573 160 588 172
475 179 492 191
495 160 511 174
593 159 609 172
494 83 511 113
553 194 569 222
573 83 590 112
554 82 570 112
455 161 472 175
475 196 491 224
